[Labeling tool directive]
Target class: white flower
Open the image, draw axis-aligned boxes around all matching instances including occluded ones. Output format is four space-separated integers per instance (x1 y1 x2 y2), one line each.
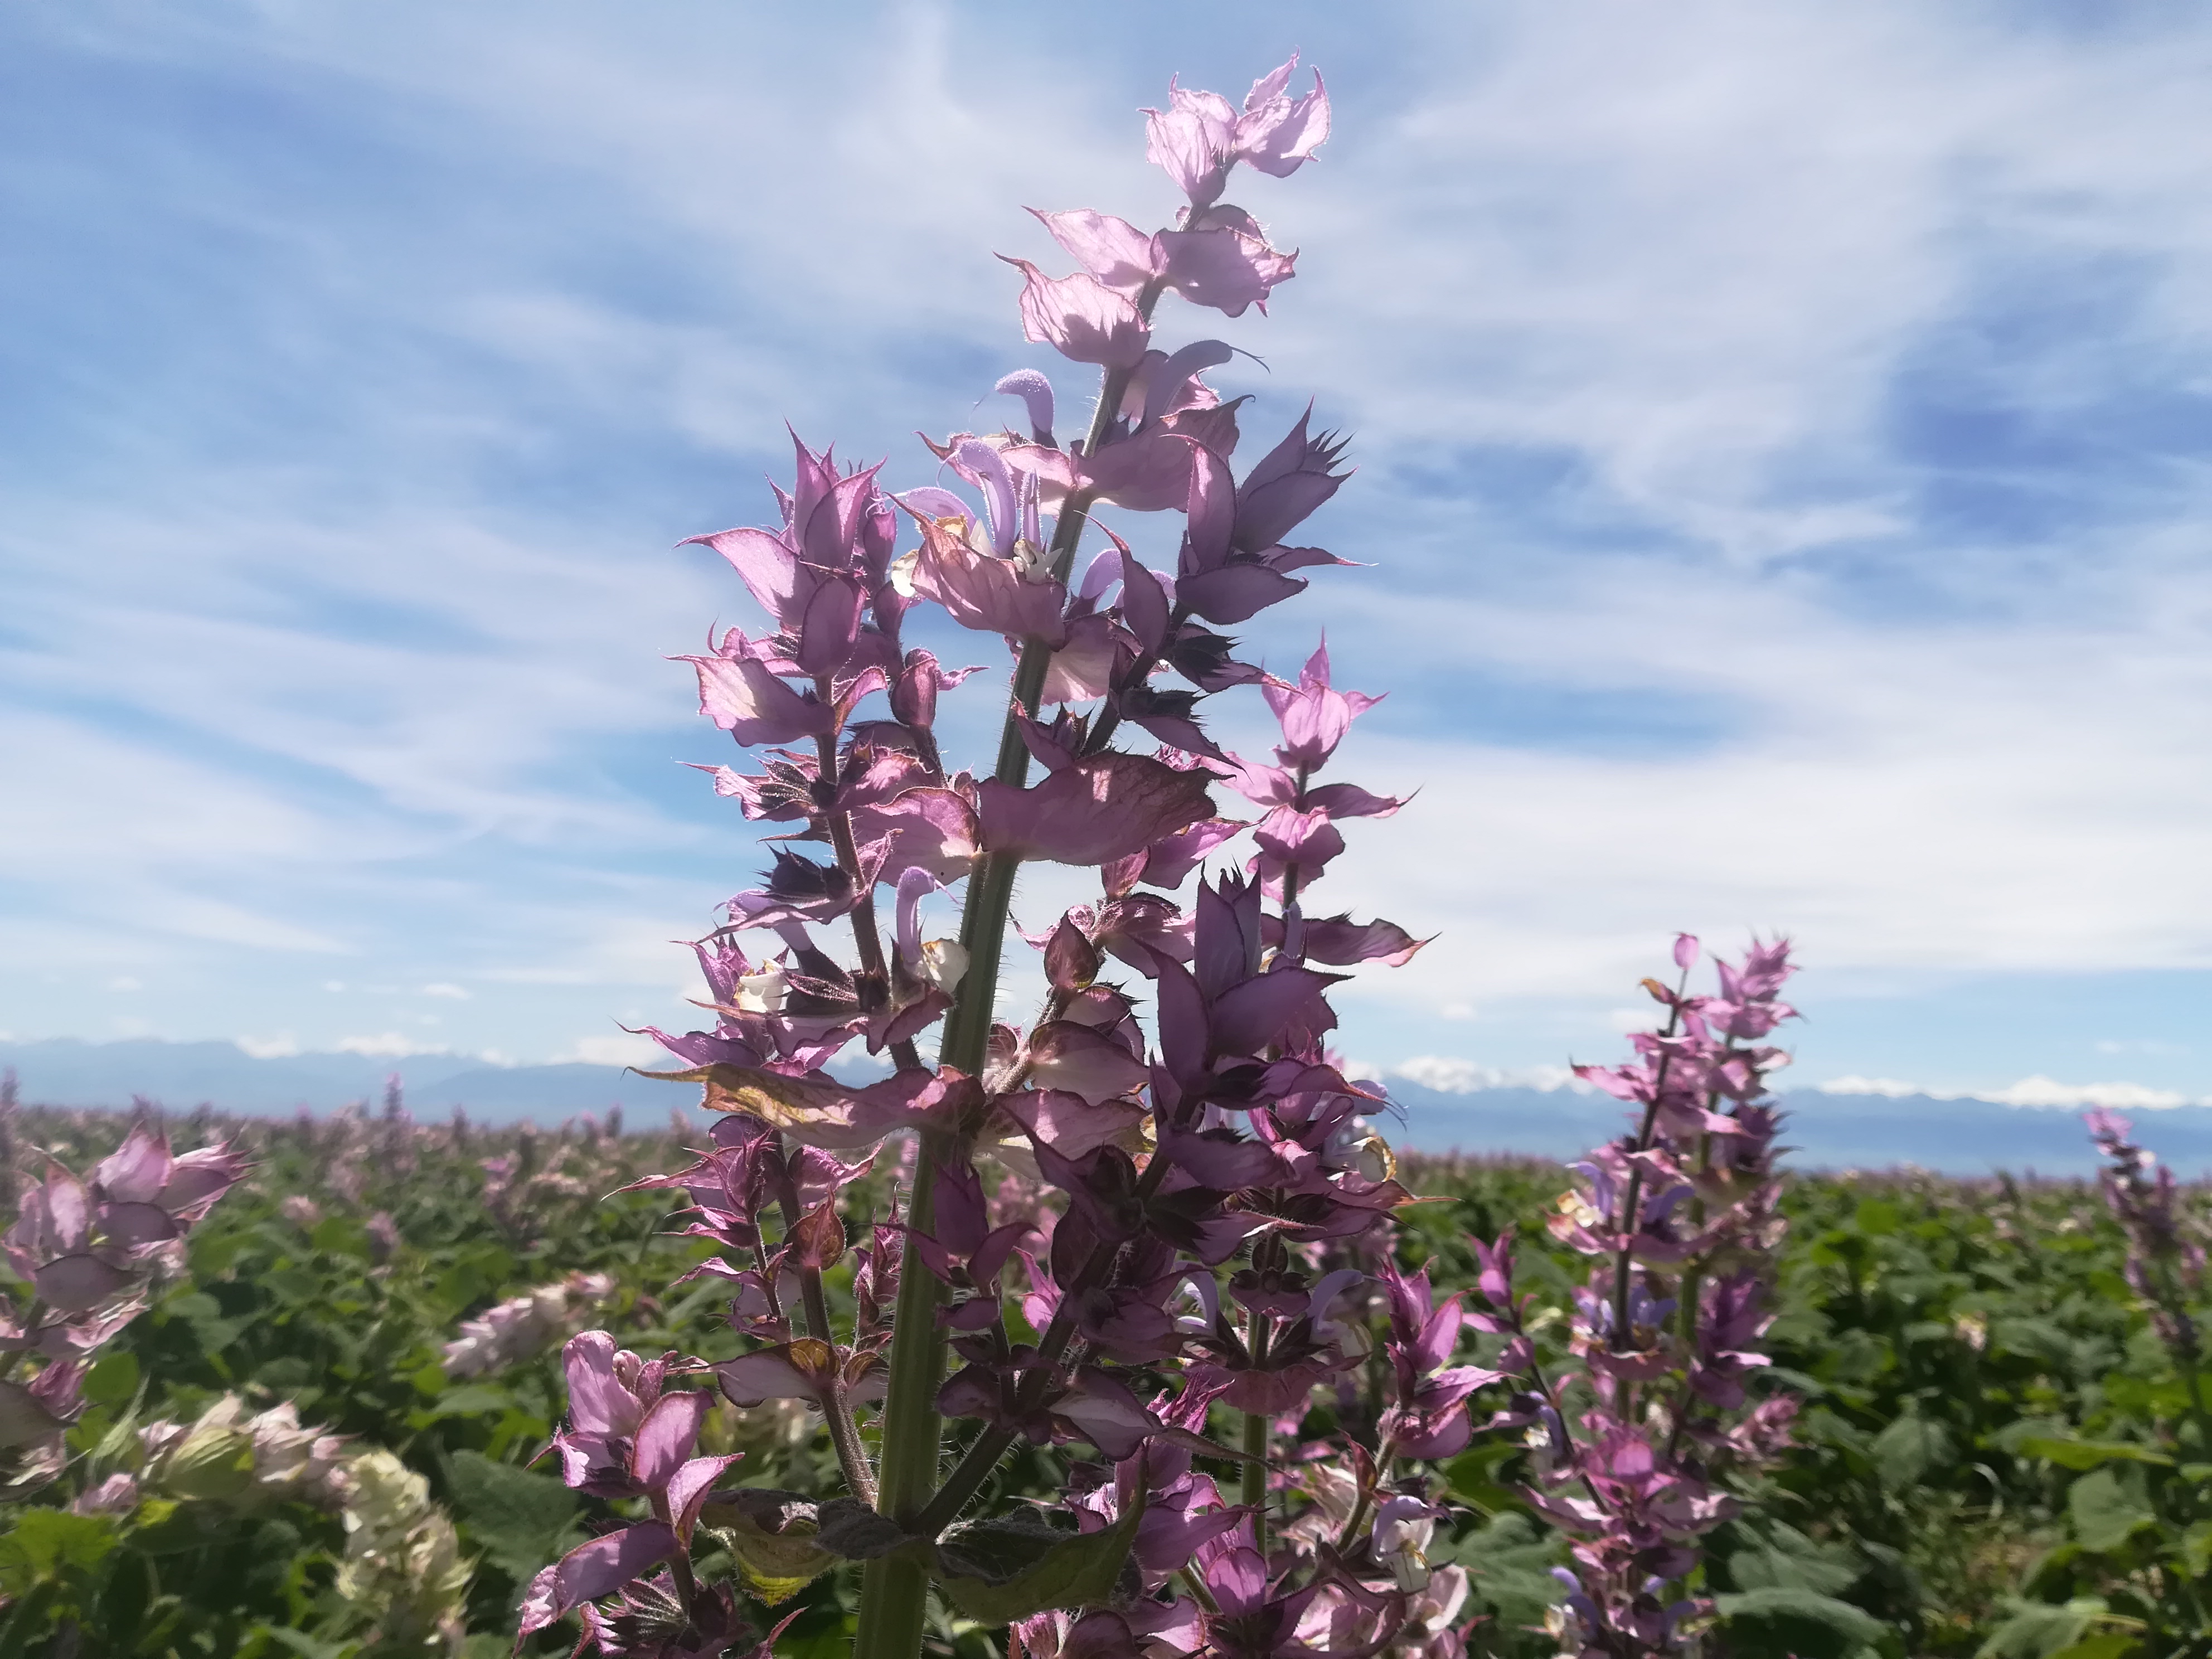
734 963 788 1015
919 939 969 993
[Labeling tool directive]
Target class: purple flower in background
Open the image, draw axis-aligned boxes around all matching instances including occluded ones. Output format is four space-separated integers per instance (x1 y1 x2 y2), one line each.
2087 1108 2207 1357
1466 940 1804 1656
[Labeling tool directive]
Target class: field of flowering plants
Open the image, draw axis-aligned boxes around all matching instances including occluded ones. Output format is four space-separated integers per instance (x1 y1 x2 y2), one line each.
2 1089 2210 1659
10 44 2205 1659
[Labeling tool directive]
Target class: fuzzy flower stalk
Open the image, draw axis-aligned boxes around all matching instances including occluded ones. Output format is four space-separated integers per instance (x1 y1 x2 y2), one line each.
1468 939 1803 1658
508 55 1531 1659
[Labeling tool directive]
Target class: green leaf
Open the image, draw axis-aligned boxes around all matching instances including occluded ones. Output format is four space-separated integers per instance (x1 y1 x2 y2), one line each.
1712 1587 1885 1659
1723 1521 1863 1599
309 1216 370 1259
1854 1199 1902 1236
124 1500 204 1558
719 1519 839 1606
424 1385 514 1419
2044 1638 2143 1659
445 1451 581 1584
1873 1410 1953 1491
2182 1519 2212 1579
812 1497 911 1561
258 1629 360 1659
262 1267 320 1304
1442 1444 1526 1515
2068 1468 2157 1554
1441 1441 1519 1496
0 1510 119 1593
162 1425 259 1502
1976 1599 2109 1659
2016 1437 2172 1472
81 1351 140 1408
1990 1318 2077 1370
931 1494 1142 1626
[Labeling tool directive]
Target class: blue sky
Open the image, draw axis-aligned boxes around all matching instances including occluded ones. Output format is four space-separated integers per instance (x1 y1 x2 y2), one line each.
4 1 2210 1106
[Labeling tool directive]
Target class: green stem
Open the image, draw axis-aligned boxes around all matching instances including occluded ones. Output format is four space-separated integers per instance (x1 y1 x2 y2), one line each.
1240 1314 1273 1560
909 1146 1175 1539
853 1129 947 1659
1240 1408 1270 1556
853 285 1160 1659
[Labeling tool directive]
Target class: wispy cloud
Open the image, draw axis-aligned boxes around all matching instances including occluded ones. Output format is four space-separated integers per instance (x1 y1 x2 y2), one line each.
2 2 2209 1089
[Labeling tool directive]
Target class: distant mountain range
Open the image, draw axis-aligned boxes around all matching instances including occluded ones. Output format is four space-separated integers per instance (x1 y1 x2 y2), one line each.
0 1037 2187 1176
1382 1081 2199 1178
0 1038 692 1124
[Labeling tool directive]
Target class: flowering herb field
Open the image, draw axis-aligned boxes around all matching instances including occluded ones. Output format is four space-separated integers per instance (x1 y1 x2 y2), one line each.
4 49 2199 1659
0 1098 2208 1657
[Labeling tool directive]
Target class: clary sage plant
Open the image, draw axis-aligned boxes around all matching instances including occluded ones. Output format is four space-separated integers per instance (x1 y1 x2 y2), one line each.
520 60 1804 1659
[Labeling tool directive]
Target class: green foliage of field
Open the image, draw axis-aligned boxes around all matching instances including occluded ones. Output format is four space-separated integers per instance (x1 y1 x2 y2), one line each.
5 1110 2210 1657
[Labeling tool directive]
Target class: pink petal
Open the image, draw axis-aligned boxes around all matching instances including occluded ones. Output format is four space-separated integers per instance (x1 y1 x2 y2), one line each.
562 1331 643 1442
34 1255 137 1315
682 652 828 745
1115 542 1173 654
95 1202 179 1252
1001 1090 1148 1162
93 1129 173 1205
908 517 1068 645
714 1343 835 1407
1024 1023 1150 1105
1041 612 1118 705
848 788 982 886
1029 208 1163 297
1079 434 1202 512
629 1388 710 1491
1178 564 1306 626
682 526 802 623
0 1379 65 1451
978 755 1214 868
1157 228 1296 319
517 1522 681 1638
157 1144 251 1220
667 1453 744 1542
1208 968 1341 1056
1001 258 1150 369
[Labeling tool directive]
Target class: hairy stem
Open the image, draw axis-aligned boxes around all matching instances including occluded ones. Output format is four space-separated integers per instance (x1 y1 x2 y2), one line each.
774 1170 879 1507
910 1153 1173 1539
1240 1314 1274 1560
853 1129 947 1659
855 288 1159 1659
812 684 923 1074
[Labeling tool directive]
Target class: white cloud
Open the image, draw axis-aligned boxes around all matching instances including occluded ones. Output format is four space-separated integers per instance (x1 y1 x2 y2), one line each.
1382 1057 1594 1095
1815 1076 1928 1099
334 1033 451 1058
1301 551 2212 1024
1984 1076 2198 1110
420 983 470 1000
1816 1073 2209 1109
236 1034 300 1059
559 1032 664 1069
